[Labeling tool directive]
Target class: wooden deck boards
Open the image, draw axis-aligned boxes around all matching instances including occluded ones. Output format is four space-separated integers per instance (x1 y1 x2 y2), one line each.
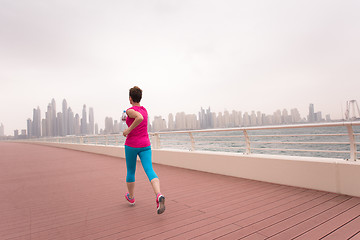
0 142 359 240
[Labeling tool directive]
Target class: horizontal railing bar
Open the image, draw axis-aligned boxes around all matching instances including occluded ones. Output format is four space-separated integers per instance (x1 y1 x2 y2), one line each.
251 147 350 153
195 141 244 144
248 134 348 137
160 139 190 142
251 141 350 145
152 121 360 134
197 146 247 150
193 135 244 139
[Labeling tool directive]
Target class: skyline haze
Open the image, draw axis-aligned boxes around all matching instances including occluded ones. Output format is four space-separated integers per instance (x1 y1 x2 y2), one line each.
1 0 360 135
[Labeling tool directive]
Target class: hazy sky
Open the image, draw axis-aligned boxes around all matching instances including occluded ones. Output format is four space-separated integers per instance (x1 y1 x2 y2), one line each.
1 0 360 135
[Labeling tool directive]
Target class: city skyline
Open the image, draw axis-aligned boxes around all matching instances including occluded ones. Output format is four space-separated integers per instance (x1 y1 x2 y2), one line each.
1 1 360 135
21 99 97 139
151 104 332 132
6 98 338 138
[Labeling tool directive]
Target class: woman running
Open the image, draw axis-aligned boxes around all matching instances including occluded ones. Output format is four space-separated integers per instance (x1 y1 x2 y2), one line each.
122 86 165 214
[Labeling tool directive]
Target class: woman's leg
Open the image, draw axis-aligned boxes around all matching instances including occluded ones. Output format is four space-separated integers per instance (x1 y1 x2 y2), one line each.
150 178 161 195
126 182 135 198
138 147 160 195
139 147 166 214
125 146 138 198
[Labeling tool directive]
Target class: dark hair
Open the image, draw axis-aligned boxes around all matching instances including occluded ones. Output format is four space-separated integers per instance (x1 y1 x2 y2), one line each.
129 86 142 103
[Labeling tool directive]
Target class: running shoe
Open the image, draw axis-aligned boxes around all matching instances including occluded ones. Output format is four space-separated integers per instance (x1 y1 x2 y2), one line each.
156 193 165 214
125 192 135 205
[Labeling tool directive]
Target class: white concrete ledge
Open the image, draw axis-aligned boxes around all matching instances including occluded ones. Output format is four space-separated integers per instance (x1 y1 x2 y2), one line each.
26 142 360 197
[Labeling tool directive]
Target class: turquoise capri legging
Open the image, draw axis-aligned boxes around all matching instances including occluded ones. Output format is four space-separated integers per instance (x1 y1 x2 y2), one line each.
125 145 158 182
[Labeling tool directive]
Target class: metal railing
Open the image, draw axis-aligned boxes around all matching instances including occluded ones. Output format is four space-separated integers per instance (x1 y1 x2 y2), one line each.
28 121 360 161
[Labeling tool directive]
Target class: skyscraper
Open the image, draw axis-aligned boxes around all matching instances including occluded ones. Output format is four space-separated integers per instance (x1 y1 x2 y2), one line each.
198 107 212 129
81 105 87 135
27 118 32 138
250 111 257 126
89 107 94 135
175 112 186 130
32 107 41 137
152 116 167 132
291 108 301 123
105 117 114 134
51 99 57 136
57 112 63 136
62 99 68 136
68 107 75 135
42 119 47 137
0 123 4 136
243 112 250 126
308 103 315 122
46 104 52 136
75 114 81 135
256 111 262 125
95 123 99 135
168 113 174 130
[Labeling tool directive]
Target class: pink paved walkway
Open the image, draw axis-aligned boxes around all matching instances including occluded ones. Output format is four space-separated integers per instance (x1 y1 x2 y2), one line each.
0 142 359 240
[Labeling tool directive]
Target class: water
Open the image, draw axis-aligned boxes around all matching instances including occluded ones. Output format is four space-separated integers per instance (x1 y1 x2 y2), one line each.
69 125 360 160
157 126 360 160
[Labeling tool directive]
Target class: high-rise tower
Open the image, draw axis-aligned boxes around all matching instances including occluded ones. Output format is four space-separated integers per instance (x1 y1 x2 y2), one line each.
308 103 315 122
81 105 87 135
0 123 4 136
51 99 57 136
62 99 68 136
89 107 94 135
32 106 41 137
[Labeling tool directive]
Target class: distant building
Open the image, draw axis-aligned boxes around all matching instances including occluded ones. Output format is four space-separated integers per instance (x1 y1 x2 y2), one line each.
75 114 81 135
168 113 174 130
89 107 95 135
250 111 257 126
326 114 331 121
152 116 167 132
51 99 57 136
62 99 68 136
256 111 262 126
175 112 186 130
199 107 212 129
291 108 301 123
273 110 282 125
95 123 99 135
68 107 75 135
27 118 32 138
243 112 250 126
105 117 114 134
81 105 87 135
32 107 41 137
185 114 198 130
57 112 63 136
315 112 323 122
0 123 4 136
308 103 315 122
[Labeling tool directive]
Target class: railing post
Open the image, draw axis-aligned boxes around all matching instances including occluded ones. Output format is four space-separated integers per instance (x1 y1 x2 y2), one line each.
152 133 161 149
189 132 195 151
105 135 108 146
243 129 251 154
346 125 357 161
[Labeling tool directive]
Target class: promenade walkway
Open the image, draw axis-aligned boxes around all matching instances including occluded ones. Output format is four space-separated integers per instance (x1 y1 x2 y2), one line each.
0 142 359 240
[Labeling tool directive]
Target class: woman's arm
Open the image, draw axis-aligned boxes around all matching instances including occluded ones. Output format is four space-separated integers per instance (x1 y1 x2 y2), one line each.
123 109 144 137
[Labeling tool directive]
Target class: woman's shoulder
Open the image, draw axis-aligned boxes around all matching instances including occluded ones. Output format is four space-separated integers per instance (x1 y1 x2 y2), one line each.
128 106 147 113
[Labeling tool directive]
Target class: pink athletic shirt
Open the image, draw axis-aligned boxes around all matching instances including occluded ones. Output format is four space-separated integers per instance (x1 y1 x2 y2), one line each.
124 106 151 148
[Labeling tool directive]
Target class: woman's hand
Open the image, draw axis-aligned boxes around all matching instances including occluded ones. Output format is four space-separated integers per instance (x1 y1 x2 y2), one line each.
123 128 131 137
